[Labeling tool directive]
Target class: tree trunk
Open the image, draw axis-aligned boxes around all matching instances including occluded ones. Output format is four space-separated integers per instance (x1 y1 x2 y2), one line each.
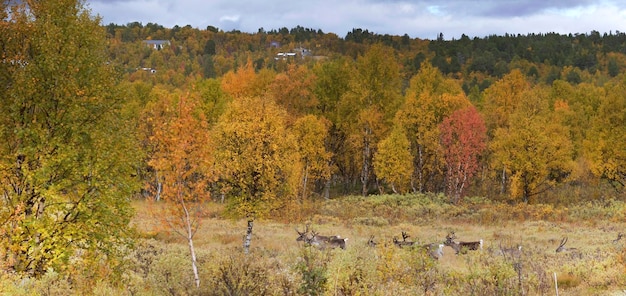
323 178 331 200
301 165 309 200
500 166 507 195
182 201 200 288
243 219 254 254
187 236 200 288
361 127 371 196
155 172 162 202
417 144 424 192
523 180 530 204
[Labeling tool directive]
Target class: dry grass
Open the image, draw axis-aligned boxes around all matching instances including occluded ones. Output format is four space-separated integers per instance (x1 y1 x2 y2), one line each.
3 198 624 295
126 195 626 295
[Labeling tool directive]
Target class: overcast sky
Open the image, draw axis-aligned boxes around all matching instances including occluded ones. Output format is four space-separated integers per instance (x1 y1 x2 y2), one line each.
88 0 626 40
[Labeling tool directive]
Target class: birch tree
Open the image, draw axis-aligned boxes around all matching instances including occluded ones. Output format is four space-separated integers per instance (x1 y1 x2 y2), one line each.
439 106 487 203
339 44 402 196
213 96 299 254
490 90 574 203
146 91 214 288
0 0 140 277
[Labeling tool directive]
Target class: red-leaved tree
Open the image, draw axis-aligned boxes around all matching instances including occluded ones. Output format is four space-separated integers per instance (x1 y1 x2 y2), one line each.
439 106 487 204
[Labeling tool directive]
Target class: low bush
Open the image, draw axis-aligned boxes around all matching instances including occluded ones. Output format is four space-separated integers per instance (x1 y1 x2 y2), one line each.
351 216 389 227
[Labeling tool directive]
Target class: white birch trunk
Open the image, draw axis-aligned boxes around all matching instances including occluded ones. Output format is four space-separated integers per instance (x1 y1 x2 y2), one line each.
418 144 424 192
155 172 162 202
243 219 254 254
301 165 309 200
361 127 371 196
181 199 200 288
501 166 507 194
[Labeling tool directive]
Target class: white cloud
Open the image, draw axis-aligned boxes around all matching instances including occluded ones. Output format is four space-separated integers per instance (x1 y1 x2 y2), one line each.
219 15 240 23
87 0 626 39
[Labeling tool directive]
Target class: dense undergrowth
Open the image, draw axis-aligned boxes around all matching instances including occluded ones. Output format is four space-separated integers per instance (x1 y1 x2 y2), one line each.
316 193 626 225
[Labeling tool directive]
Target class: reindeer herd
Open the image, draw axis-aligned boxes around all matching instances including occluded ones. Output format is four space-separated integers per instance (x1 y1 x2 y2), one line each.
295 225 481 260
296 225 348 250
295 225 626 260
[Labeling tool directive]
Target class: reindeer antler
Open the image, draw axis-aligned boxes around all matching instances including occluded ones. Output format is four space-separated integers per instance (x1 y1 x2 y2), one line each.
556 237 568 252
368 235 377 247
614 232 623 243
296 224 309 235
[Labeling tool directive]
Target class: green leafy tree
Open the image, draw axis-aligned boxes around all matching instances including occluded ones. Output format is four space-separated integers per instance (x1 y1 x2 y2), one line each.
312 58 352 197
213 97 299 253
312 57 351 121
608 58 620 77
0 0 140 277
196 78 231 125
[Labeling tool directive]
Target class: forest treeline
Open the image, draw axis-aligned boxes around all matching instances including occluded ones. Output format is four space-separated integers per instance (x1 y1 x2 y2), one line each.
1 0 625 278
104 21 626 204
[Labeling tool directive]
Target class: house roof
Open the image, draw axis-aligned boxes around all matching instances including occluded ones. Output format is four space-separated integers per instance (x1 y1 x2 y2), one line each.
143 40 170 45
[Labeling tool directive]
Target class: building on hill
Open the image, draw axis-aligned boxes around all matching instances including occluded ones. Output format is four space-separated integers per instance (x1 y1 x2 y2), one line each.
294 46 311 57
143 40 170 50
275 47 313 60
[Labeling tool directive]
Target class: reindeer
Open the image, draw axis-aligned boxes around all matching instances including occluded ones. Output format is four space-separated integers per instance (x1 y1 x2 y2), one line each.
367 235 377 248
423 243 445 260
295 225 347 250
555 237 578 253
393 231 416 248
296 225 312 244
613 232 623 244
310 230 348 250
444 232 483 255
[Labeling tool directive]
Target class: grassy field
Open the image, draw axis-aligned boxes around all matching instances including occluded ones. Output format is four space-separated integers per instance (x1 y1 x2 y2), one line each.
127 194 626 296
4 194 624 295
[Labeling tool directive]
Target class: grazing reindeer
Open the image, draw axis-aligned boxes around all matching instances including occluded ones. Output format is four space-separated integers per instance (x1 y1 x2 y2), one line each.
393 236 415 247
393 231 416 248
310 230 348 250
555 237 578 253
402 231 411 242
423 243 445 260
613 232 623 244
295 225 313 243
444 232 483 255
295 226 347 250
367 235 377 247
